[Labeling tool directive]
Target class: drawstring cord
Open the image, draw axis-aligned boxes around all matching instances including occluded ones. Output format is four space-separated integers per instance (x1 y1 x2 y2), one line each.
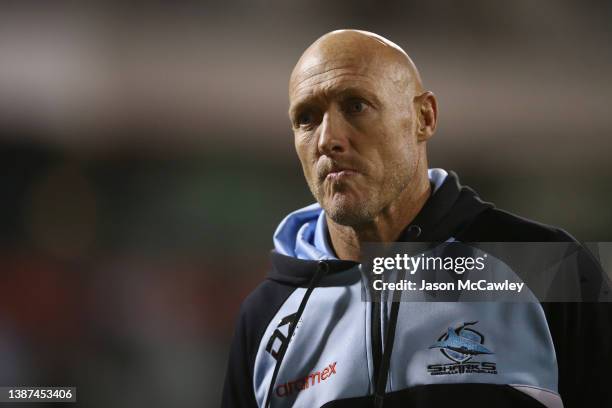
264 260 330 408
373 291 402 408
374 224 422 408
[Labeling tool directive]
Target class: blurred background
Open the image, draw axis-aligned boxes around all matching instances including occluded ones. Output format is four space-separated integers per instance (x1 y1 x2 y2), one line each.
0 1 611 406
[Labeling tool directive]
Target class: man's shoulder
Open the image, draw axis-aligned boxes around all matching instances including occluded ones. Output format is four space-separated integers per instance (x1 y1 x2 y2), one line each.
457 206 575 242
223 278 297 408
238 278 296 329
232 277 298 355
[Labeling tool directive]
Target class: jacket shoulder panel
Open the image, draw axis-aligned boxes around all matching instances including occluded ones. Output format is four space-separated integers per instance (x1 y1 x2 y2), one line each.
456 207 573 242
222 279 296 408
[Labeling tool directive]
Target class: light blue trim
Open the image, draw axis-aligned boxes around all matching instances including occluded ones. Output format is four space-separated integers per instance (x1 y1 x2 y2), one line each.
273 168 449 260
428 168 447 193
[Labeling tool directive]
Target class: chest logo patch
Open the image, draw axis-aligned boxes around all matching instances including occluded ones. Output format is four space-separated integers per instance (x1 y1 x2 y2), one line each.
427 321 497 375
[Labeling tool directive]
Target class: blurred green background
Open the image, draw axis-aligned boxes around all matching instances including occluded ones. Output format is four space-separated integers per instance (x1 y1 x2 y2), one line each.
0 1 611 407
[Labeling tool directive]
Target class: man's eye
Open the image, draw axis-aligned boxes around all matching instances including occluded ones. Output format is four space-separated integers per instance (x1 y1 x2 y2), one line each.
297 112 314 126
346 100 367 114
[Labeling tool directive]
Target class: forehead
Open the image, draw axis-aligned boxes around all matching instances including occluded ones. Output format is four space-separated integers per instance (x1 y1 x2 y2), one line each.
289 55 388 106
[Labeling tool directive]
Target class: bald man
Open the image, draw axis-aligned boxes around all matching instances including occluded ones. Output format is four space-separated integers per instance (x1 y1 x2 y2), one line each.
288 30 435 262
222 30 610 408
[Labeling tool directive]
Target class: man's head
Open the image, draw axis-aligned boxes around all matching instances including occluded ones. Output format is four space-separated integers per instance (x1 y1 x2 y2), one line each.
289 30 437 227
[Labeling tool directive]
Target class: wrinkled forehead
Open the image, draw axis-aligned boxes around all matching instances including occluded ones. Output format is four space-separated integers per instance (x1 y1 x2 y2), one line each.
289 50 401 102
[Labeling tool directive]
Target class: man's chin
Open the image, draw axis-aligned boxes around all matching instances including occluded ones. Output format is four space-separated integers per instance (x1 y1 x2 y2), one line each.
323 200 372 227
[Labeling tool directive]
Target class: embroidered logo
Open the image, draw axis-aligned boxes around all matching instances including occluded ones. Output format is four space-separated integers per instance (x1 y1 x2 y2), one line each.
427 321 497 375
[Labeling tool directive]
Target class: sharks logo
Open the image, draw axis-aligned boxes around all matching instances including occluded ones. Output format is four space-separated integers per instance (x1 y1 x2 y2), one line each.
427 322 497 376
430 321 493 363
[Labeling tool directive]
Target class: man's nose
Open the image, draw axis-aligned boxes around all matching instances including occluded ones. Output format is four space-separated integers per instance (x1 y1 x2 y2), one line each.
317 109 349 156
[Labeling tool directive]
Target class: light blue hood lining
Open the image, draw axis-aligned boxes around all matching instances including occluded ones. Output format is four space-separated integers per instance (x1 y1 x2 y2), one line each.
273 168 449 260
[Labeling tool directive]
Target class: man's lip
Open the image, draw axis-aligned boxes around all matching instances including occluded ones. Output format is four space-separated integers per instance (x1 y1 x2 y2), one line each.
325 169 359 180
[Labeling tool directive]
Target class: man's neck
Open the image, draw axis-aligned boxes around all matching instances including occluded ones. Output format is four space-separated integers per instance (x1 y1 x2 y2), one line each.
326 177 431 262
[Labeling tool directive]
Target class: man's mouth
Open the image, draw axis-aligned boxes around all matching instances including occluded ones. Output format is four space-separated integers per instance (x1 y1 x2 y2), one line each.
325 169 358 181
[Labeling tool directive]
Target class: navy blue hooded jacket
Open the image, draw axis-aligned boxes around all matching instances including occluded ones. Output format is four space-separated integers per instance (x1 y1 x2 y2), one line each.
222 169 611 407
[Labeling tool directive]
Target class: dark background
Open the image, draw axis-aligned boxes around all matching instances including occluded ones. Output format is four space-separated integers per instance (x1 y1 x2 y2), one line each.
0 1 611 407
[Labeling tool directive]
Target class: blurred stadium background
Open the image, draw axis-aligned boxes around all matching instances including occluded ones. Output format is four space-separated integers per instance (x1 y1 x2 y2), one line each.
0 1 611 407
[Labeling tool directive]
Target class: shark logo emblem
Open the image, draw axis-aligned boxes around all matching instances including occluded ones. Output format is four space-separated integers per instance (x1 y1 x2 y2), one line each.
430 321 493 363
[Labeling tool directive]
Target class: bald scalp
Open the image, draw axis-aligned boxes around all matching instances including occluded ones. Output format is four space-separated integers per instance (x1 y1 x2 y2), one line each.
289 30 423 99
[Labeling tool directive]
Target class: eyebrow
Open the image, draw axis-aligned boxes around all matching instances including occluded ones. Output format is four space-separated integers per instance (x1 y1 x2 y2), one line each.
288 85 381 119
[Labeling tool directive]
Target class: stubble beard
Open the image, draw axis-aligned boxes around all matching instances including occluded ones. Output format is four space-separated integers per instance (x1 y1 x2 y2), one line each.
308 161 412 227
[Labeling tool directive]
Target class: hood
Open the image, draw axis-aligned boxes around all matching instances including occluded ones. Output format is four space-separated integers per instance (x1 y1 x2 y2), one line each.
268 169 493 286
273 168 450 261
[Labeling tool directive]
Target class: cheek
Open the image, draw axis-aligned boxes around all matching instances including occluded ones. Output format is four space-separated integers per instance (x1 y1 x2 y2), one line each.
295 135 317 177
372 139 413 181
381 104 416 138
399 112 416 134
294 133 309 159
294 131 316 154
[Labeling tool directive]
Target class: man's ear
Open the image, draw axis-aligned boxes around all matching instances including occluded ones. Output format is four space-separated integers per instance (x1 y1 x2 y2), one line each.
415 91 438 142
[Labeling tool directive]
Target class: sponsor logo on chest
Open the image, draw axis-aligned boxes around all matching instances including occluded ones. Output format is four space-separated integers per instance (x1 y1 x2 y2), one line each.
275 362 338 398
